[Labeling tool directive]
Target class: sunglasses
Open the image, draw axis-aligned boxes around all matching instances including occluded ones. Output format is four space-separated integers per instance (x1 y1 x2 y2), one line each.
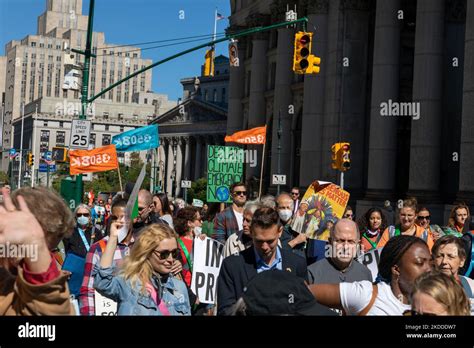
417 216 431 220
291 192 299 196
233 191 247 196
154 249 180 260
76 213 90 217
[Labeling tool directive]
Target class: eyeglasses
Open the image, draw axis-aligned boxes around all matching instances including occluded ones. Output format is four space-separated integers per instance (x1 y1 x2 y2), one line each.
417 216 431 220
154 249 179 260
76 213 90 217
233 191 247 196
291 192 299 196
344 214 353 218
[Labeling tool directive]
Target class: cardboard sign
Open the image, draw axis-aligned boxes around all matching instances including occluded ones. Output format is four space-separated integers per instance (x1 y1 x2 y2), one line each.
69 145 118 175
94 290 117 316
356 247 383 282
206 145 244 203
191 237 224 304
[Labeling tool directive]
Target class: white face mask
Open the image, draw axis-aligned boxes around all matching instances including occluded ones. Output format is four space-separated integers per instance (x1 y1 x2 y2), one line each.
278 209 293 223
117 223 129 243
194 226 202 236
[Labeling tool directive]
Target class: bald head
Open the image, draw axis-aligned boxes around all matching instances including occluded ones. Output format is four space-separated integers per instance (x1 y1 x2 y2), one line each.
138 189 153 207
330 218 360 241
276 193 294 211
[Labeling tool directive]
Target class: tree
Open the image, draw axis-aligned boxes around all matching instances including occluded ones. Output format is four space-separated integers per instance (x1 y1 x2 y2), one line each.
0 171 9 185
187 177 207 204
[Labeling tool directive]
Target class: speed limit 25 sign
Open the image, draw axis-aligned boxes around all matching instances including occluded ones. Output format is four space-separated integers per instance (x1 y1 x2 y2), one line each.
70 119 92 149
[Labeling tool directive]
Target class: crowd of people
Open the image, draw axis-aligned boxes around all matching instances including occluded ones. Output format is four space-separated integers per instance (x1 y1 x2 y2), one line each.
1 181 473 316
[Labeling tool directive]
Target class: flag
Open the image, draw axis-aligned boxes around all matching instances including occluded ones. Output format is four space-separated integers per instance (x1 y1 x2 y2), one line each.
216 13 225 20
225 126 267 145
69 144 119 175
112 124 159 152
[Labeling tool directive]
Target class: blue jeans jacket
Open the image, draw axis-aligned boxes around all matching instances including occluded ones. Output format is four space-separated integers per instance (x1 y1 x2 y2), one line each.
93 265 191 316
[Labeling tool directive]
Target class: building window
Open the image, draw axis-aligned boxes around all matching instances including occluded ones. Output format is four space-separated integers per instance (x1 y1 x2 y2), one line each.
105 124 109 131
102 134 111 145
144 98 148 104
31 42 36 47
40 130 50 142
43 121 48 127
103 112 109 119
118 113 123 121
56 131 65 145
133 53 138 58
120 126 124 132
59 121 64 128
90 133 96 145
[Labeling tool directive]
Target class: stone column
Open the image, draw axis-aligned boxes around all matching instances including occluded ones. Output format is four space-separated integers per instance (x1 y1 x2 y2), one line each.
194 136 202 180
408 0 445 197
270 27 295 188
175 137 184 197
165 139 173 195
300 0 329 186
226 25 247 135
459 0 474 201
366 0 401 196
184 136 191 180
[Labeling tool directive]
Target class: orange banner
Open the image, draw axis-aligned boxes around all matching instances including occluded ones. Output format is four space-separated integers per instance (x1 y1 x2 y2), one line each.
69 145 119 175
224 125 266 144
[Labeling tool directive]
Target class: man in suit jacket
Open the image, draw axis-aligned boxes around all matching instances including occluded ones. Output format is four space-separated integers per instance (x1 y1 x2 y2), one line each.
217 207 307 315
212 182 247 244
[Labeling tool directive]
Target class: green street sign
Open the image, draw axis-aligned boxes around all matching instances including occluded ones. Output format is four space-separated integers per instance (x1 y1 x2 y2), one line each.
60 177 83 211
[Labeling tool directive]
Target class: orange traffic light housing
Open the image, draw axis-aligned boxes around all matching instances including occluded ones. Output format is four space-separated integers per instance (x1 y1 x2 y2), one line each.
340 142 351 171
293 31 312 74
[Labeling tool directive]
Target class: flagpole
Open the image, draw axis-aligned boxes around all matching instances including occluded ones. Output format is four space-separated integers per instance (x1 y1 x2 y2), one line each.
117 166 124 195
258 141 266 200
211 8 217 77
213 8 217 46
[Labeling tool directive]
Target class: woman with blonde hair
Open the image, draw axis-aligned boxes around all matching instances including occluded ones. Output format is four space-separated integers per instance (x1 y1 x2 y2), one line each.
93 222 191 315
377 197 433 250
408 271 471 316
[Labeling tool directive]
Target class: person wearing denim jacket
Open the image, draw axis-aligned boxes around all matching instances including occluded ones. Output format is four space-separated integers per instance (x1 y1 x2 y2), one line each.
93 221 191 316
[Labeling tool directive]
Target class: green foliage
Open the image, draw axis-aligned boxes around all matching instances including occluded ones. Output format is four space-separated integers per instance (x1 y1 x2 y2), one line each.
0 171 9 185
187 177 207 203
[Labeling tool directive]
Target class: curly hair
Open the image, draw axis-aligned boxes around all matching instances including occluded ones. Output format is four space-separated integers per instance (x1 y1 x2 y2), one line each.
357 207 387 233
120 224 178 294
173 206 198 237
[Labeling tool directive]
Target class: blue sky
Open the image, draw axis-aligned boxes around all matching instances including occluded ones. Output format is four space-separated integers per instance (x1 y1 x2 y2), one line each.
0 0 231 101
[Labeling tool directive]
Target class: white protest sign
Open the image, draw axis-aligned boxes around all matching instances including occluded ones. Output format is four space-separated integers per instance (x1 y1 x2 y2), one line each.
70 119 91 149
357 247 383 282
94 290 117 316
191 237 224 304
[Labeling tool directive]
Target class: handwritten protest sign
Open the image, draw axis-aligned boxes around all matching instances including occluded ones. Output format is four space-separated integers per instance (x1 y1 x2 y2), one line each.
291 180 350 239
191 237 224 304
94 290 117 316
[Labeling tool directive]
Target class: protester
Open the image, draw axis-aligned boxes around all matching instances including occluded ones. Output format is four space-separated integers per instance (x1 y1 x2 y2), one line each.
174 207 203 287
223 201 261 257
62 204 105 296
407 271 470 316
0 187 75 315
431 235 474 311
277 193 306 259
358 207 387 252
212 182 247 243
133 189 163 234
260 194 276 209
230 270 336 316
153 192 174 227
445 204 470 237
93 223 191 315
308 219 372 287
217 207 307 315
290 187 300 215
94 199 106 228
415 207 444 241
376 198 433 249
201 202 221 237
343 206 354 220
460 217 474 279
308 235 432 315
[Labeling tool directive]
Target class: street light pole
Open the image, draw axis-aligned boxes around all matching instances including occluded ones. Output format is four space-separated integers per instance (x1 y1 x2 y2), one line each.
31 103 37 187
277 109 282 195
18 101 25 189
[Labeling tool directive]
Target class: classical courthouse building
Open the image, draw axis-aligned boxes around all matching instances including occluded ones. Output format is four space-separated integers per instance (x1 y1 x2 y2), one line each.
226 0 474 221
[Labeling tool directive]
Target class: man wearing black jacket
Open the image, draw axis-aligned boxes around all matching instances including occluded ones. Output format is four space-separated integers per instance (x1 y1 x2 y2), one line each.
217 207 307 315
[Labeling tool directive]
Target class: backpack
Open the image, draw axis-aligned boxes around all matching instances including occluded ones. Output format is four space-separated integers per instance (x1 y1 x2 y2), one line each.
388 225 428 241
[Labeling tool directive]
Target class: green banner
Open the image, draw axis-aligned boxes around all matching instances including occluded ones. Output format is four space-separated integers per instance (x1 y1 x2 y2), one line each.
206 145 244 203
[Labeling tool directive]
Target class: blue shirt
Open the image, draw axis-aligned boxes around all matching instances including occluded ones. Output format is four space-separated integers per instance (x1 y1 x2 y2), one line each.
254 247 282 273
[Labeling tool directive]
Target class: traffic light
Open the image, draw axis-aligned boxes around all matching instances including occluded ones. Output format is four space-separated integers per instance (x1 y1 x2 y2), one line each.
52 146 67 162
306 54 321 74
27 152 34 166
293 31 312 74
340 142 351 171
204 48 215 77
331 143 341 170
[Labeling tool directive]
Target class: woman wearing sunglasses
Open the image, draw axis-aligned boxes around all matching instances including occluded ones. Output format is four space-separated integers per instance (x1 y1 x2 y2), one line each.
415 207 445 242
407 270 470 316
93 223 191 315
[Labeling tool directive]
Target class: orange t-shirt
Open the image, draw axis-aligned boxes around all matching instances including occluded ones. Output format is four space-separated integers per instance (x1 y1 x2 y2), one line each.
376 224 434 250
360 231 382 253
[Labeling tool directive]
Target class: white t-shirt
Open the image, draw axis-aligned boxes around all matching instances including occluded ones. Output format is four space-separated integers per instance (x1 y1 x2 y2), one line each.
340 281 410 315
233 209 243 231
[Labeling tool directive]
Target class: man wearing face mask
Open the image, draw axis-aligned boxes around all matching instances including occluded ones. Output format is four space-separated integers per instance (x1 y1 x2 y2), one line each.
307 219 372 286
277 193 307 260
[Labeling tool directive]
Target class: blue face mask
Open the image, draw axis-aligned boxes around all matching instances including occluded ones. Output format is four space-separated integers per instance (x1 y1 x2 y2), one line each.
77 216 89 226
